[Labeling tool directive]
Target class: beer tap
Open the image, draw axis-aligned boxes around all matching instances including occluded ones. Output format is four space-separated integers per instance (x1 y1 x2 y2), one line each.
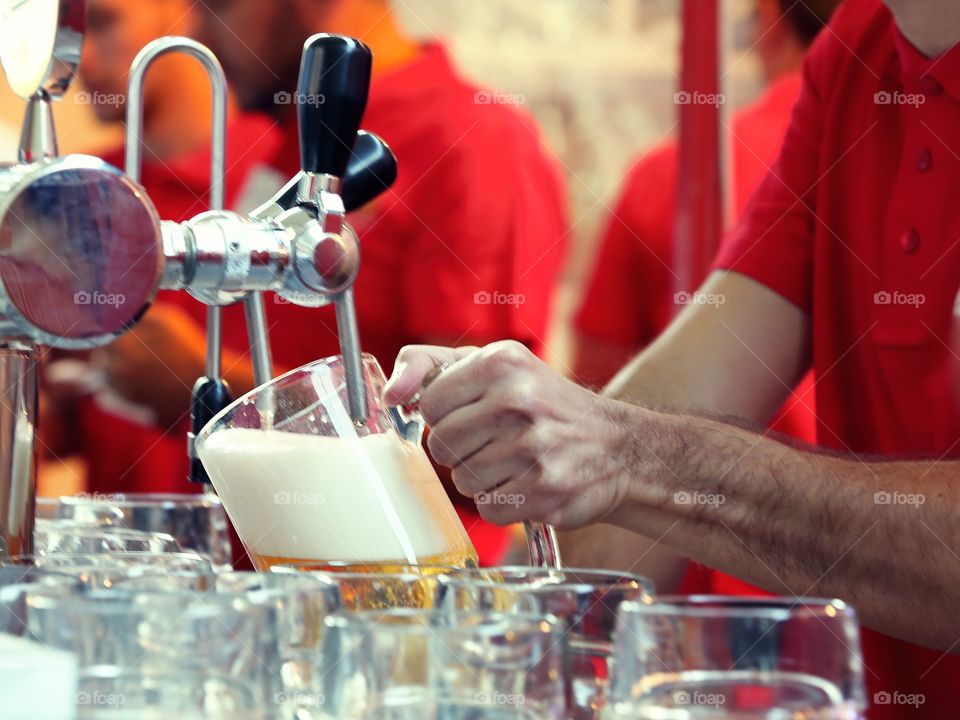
122 33 392 482
270 33 377 425
0 0 396 551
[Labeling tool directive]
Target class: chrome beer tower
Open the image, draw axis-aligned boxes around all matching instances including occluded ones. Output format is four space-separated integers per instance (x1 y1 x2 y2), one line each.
0 0 395 555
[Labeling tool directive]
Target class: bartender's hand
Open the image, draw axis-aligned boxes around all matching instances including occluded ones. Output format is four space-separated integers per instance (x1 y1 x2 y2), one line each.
383 341 641 529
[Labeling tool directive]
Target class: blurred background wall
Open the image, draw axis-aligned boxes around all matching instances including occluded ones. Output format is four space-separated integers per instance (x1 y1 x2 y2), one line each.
0 0 761 365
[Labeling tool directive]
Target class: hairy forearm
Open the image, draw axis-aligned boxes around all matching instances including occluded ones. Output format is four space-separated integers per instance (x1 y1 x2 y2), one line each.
607 407 960 650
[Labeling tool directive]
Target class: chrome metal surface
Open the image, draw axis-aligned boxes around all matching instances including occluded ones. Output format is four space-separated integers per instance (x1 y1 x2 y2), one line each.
125 37 225 207
205 305 221 380
296 172 342 204
18 92 57 162
0 341 38 558
243 292 274 385
0 155 163 348
334 289 367 422
125 36 234 403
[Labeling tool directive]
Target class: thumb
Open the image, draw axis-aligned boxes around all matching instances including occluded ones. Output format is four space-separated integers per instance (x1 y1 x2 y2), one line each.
383 345 475 406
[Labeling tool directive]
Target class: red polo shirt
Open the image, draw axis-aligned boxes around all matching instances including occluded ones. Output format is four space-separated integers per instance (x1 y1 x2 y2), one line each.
83 43 568 567
574 72 816 442
715 0 960 716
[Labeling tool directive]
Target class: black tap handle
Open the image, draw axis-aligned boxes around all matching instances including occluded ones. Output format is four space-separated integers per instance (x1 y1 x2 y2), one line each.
341 131 397 212
298 33 372 178
188 377 233 484
275 131 397 212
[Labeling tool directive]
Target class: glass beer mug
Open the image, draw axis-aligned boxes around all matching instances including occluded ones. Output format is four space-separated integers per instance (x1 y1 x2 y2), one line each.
196 354 478 572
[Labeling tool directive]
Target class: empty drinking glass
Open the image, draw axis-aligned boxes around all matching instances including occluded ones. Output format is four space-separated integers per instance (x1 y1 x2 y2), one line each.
607 596 867 719
0 565 81 636
436 567 653 719
34 519 180 554
319 608 569 719
213 571 342 715
40 493 232 570
2 552 215 590
26 588 282 719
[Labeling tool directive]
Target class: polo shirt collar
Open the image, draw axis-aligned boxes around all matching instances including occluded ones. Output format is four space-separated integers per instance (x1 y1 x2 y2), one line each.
894 27 960 102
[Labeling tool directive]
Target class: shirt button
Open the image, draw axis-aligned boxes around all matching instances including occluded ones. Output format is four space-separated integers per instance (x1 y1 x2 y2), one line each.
920 76 943 97
917 147 933 172
900 228 920 254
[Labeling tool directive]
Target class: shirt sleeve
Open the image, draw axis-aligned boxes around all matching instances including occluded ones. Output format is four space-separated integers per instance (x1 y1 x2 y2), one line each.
574 148 676 346
712 34 829 313
402 111 567 353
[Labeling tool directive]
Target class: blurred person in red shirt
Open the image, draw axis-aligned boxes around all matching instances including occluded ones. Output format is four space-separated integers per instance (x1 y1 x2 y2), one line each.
572 0 838 594
383 0 960 715
74 0 568 566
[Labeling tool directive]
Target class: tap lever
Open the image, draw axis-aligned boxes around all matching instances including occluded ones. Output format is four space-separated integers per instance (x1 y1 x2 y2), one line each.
260 131 397 219
187 377 233 484
341 131 397 212
297 34 372 180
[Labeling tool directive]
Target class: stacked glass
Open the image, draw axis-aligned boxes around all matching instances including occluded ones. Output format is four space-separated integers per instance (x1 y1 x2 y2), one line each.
36 493 232 570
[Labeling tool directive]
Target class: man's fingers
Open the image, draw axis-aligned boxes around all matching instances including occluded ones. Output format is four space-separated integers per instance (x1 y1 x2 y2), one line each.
382 345 475 406
427 399 527 469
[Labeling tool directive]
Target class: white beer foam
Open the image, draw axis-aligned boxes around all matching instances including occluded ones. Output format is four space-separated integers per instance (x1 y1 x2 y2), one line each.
198 428 469 562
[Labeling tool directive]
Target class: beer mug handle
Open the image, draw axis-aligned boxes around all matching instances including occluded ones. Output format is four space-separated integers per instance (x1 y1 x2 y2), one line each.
391 404 426 446
525 522 562 569
390 361 449 445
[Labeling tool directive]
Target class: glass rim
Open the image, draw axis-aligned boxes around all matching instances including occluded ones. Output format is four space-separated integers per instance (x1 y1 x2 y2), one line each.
196 352 382 446
4 551 214 572
326 606 564 634
436 565 654 592
44 492 224 508
619 595 856 620
25 585 270 614
0 563 86 591
35 520 178 539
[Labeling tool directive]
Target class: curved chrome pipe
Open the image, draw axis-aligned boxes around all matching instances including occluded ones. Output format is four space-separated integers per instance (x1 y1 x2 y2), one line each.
124 37 273 385
125 37 228 383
